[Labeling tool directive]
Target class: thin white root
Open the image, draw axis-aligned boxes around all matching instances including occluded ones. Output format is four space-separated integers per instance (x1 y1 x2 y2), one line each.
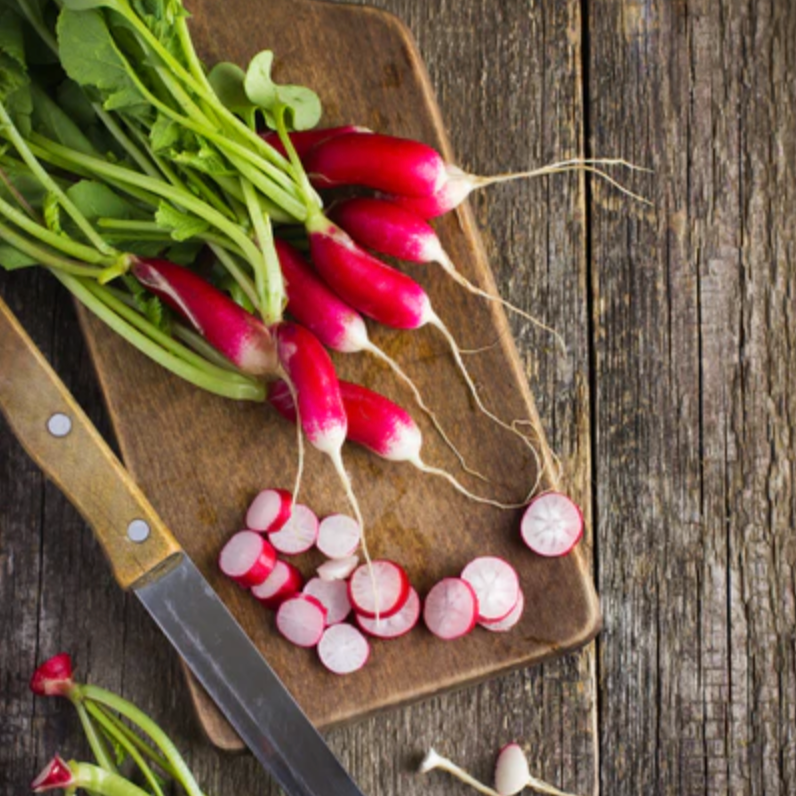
415 459 528 509
283 376 305 507
511 419 564 500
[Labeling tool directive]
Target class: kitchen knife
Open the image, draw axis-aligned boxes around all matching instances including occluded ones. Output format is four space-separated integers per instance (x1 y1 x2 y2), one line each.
0 294 367 796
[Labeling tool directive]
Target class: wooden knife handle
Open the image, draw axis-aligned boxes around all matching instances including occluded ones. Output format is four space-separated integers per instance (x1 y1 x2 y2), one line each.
0 296 182 590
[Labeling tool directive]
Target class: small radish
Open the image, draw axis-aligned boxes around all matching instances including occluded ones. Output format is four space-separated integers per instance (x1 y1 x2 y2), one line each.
494 743 531 796
251 559 303 609
268 503 319 555
520 492 584 557
316 514 361 559
218 531 277 588
303 577 352 625
31 756 75 792
348 560 410 619
276 594 327 647
131 258 277 376
261 125 371 159
423 577 478 640
317 623 370 675
246 488 293 534
29 653 74 698
460 557 520 623
317 555 359 582
480 589 525 633
356 587 421 639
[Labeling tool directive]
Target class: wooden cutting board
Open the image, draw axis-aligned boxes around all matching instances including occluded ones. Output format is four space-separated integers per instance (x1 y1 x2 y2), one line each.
79 0 599 750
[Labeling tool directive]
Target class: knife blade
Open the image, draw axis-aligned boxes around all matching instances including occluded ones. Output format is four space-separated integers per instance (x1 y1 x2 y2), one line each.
0 294 367 796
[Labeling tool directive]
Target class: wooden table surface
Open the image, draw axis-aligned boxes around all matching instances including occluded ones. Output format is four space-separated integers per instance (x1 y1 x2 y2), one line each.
2 1 794 794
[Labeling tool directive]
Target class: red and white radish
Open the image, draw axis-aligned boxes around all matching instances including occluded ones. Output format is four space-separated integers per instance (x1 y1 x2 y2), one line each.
251 559 303 609
268 503 318 555
29 653 74 698
245 488 293 534
348 560 410 619
275 594 327 647
520 492 583 557
261 125 370 160
480 589 524 633
218 531 277 588
423 577 479 641
494 743 530 796
303 577 352 625
317 623 370 675
316 513 361 559
460 557 520 623
356 587 421 639
317 555 359 582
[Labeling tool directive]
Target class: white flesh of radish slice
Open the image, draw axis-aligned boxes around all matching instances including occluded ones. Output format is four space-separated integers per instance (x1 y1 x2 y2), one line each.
316 513 362 559
520 492 584 557
317 555 359 582
269 504 319 555
251 560 303 609
494 743 531 796
348 560 410 618
303 578 352 625
356 587 421 639
276 594 327 647
461 556 520 623
480 589 525 632
218 531 276 588
246 488 293 534
317 623 370 675
423 578 479 640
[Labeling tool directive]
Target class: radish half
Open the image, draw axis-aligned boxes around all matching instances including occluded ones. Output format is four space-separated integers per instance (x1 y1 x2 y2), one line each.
316 514 362 559
317 555 359 582
317 623 370 675
480 590 525 633
251 560 303 609
269 504 319 555
303 577 352 625
423 578 479 640
246 488 293 534
520 492 584 557
218 531 277 588
356 587 421 639
348 560 410 619
276 594 327 647
460 557 520 623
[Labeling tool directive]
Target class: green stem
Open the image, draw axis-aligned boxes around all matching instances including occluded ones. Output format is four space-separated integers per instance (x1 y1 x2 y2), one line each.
68 761 151 796
275 104 321 213
208 243 260 311
92 105 162 181
75 702 117 773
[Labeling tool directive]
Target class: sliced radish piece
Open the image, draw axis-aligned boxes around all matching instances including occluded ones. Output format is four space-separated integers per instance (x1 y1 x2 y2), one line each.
348 560 410 619
356 587 421 639
461 556 520 623
423 578 478 640
317 555 359 582
276 594 327 647
520 492 584 557
494 743 531 796
269 504 319 555
316 514 362 559
480 590 525 633
251 560 303 609
303 578 352 625
218 531 277 588
246 488 293 534
317 623 370 675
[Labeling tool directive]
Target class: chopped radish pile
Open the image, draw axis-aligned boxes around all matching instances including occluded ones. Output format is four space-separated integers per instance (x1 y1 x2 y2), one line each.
317 624 370 675
423 578 479 640
251 560 303 609
348 560 410 619
269 504 319 555
246 488 293 534
218 531 276 588
520 492 584 557
317 555 359 582
480 590 524 633
494 743 531 796
356 587 421 639
461 556 520 623
316 513 362 559
276 594 327 647
303 578 352 625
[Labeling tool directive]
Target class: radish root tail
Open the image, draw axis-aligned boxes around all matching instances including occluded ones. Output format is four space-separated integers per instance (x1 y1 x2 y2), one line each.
414 459 529 509
282 375 305 508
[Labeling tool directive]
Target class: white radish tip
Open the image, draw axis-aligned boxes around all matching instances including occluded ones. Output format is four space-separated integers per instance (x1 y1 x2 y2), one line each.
494 743 530 796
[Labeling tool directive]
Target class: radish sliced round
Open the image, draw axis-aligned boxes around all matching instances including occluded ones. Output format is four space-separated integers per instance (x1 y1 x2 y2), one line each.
251 560 303 609
480 589 525 632
423 577 478 640
316 514 361 559
269 504 319 555
317 623 370 675
276 594 327 647
494 743 531 796
348 560 410 619
520 492 584 557
317 555 359 582
461 556 520 623
246 488 293 534
303 578 352 625
218 531 277 588
356 587 421 639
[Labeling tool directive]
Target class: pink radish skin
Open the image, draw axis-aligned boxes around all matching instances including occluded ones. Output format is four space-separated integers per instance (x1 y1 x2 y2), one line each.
316 514 361 559
480 589 524 633
131 258 277 376
348 560 410 619
520 492 584 557
460 557 520 623
269 504 319 556
494 743 531 796
218 531 277 588
303 577 352 625
246 488 293 534
29 653 74 697
423 577 479 640
317 623 370 675
260 125 371 160
317 555 359 582
276 594 327 647
356 587 421 639
252 560 303 609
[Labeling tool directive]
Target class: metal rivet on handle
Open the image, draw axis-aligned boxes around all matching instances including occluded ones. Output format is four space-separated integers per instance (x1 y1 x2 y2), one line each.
127 519 150 543
47 412 72 438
